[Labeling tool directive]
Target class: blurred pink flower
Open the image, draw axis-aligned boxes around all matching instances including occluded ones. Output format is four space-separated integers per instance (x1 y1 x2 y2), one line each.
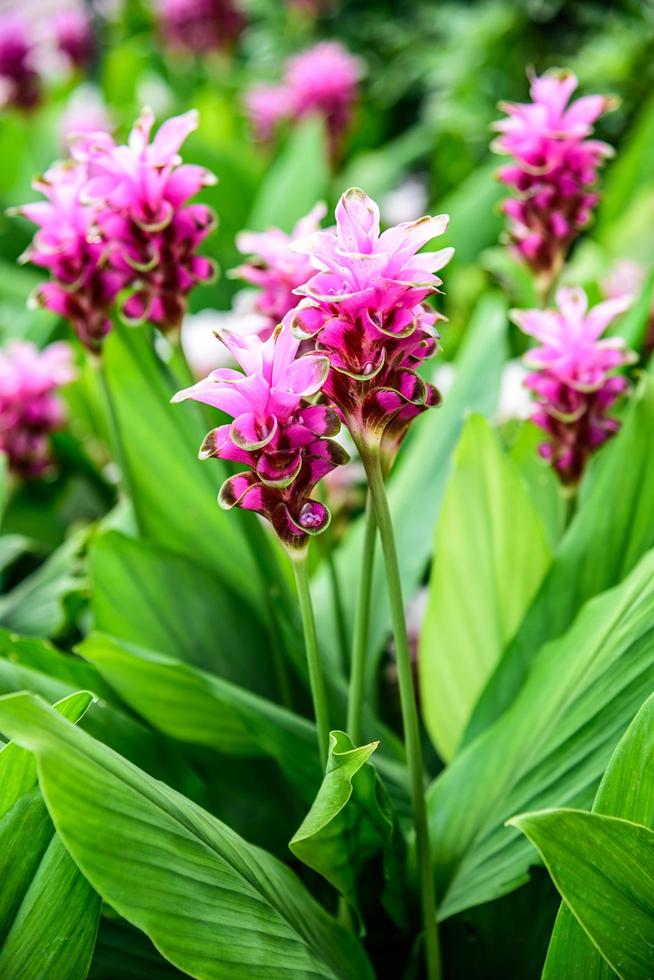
289 187 453 462
512 286 635 483
73 107 217 332
0 13 41 110
602 259 645 303
156 0 246 54
59 87 113 147
0 339 75 478
172 321 347 550
245 41 360 155
233 203 326 333
493 71 615 294
16 160 127 352
180 294 268 378
53 7 95 72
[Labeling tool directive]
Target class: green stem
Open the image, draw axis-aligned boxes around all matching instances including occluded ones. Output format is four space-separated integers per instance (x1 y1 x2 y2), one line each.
346 497 376 745
359 443 441 980
292 551 330 768
97 357 144 533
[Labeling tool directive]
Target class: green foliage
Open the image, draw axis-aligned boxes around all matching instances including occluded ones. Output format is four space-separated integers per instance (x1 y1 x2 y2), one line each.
420 414 552 760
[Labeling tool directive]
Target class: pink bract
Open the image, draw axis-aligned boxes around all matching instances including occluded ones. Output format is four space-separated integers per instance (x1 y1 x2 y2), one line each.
0 339 75 478
233 203 327 335
289 187 453 463
493 70 614 293
512 286 635 484
157 0 246 54
73 108 217 332
53 8 95 72
16 160 127 352
172 322 347 550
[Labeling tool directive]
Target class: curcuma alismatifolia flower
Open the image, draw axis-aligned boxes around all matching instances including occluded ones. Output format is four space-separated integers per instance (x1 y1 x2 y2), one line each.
72 107 217 334
172 322 349 550
493 71 615 295
0 13 41 111
0 340 75 478
156 0 247 55
511 286 635 485
15 161 128 353
288 187 453 467
53 7 95 73
232 203 327 337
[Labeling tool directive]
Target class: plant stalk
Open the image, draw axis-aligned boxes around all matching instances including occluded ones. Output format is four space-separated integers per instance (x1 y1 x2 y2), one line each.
292 551 330 768
346 497 377 745
359 443 442 980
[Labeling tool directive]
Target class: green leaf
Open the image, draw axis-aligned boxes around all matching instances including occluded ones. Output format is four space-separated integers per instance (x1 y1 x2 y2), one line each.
312 293 508 693
425 547 654 920
290 731 401 917
0 691 100 980
77 631 321 802
511 810 654 980
609 267 654 351
508 422 566 551
0 530 87 637
0 691 373 980
89 915 186 980
102 320 261 609
89 530 275 696
435 160 505 266
542 692 654 980
419 415 552 760
247 116 329 232
464 376 654 745
595 90 654 240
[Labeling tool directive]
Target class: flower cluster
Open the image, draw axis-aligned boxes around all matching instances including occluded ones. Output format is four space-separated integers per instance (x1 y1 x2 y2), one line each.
232 203 326 337
512 286 634 484
18 108 216 349
0 14 41 111
493 71 614 293
157 0 247 54
53 8 95 73
17 161 127 352
0 340 75 478
172 323 348 551
288 188 453 466
246 41 360 156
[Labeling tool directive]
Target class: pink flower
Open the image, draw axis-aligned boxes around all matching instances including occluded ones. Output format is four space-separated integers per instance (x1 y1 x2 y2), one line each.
289 187 453 463
172 322 347 550
0 14 41 110
245 84 292 142
511 286 635 483
233 203 327 335
73 108 217 332
15 160 128 352
59 87 113 148
157 0 246 54
245 41 360 155
52 8 95 72
0 339 75 478
493 71 615 293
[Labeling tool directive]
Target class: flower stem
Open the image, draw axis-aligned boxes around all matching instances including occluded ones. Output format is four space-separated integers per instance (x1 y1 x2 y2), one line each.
292 551 330 768
97 356 144 532
359 443 441 980
346 497 376 745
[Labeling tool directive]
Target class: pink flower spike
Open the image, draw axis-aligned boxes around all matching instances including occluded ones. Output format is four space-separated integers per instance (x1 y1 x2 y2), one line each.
511 285 635 484
156 0 247 55
493 70 615 294
0 13 41 110
233 202 327 335
287 186 452 463
172 321 345 551
0 340 75 478
53 8 95 73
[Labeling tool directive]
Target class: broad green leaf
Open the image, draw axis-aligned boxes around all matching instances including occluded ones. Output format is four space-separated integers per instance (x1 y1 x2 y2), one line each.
0 691 373 980
290 731 401 917
511 810 654 980
78 631 321 802
609 268 654 351
435 160 504 266
508 423 566 551
89 530 275 696
102 319 260 609
425 547 654 920
595 90 654 239
90 915 186 979
0 530 86 637
465 376 654 745
247 116 329 232
543 692 654 980
0 691 100 980
312 293 507 694
419 415 552 760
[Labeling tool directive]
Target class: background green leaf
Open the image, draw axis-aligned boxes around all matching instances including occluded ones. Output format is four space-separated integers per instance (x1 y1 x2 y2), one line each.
419 414 552 760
